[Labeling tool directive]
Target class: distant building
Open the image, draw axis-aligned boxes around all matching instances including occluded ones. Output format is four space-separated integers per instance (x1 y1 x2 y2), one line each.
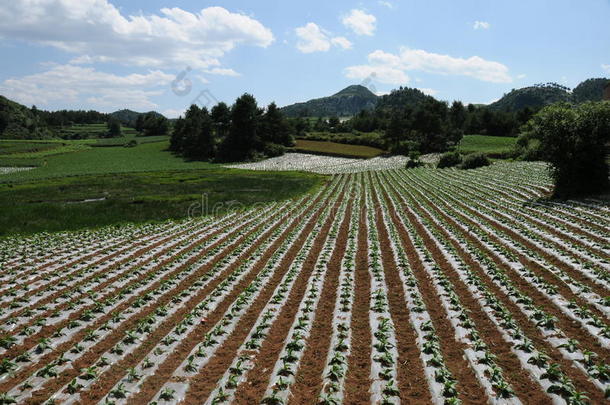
605 82 610 100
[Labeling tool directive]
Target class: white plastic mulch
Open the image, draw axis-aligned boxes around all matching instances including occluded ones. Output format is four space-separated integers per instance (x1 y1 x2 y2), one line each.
226 153 410 174
0 167 34 175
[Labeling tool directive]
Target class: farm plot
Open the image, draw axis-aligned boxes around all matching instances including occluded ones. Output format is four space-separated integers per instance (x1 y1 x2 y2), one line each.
0 162 608 404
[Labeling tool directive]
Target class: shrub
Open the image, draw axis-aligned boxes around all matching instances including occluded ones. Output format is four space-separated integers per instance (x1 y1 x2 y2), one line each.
437 151 462 168
520 102 610 198
459 153 490 170
263 143 286 158
406 151 423 168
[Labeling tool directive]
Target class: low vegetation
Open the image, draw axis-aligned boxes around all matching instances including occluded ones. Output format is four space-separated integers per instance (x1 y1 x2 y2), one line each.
292 139 383 158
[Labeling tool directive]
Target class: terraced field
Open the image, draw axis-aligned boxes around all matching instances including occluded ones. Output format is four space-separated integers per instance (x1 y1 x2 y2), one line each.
0 162 608 404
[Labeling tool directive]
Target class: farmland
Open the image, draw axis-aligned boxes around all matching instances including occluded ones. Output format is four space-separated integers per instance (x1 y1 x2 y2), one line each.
0 161 608 404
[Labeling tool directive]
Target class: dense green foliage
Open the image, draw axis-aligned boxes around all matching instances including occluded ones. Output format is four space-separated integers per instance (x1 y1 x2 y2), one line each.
489 83 571 112
572 78 610 103
135 112 170 136
437 151 462 168
106 118 122 138
171 94 295 163
517 102 610 198
281 85 378 117
459 152 491 170
0 97 52 139
111 109 166 128
348 90 465 154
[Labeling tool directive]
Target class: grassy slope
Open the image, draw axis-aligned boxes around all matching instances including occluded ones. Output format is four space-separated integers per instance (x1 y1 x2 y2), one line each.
457 135 517 157
0 141 325 236
292 139 384 158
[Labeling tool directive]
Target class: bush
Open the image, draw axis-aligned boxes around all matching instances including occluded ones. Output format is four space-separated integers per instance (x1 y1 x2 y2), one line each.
459 153 490 170
263 143 286 158
437 151 462 168
123 140 138 148
519 102 610 198
405 150 423 168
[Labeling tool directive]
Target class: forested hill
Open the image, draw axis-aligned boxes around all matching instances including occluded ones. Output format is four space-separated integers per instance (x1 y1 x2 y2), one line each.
281 85 378 117
0 96 51 139
110 109 166 127
489 78 609 112
375 86 434 111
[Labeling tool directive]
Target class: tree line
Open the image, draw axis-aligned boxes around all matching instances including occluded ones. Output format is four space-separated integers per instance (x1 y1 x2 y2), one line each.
170 93 294 162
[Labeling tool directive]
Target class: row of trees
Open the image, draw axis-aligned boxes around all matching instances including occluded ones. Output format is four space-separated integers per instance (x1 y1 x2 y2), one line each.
135 113 170 137
170 94 294 162
35 108 109 127
291 88 537 155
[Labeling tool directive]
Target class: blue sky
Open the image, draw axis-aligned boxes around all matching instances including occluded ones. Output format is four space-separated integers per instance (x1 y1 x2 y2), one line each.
0 0 608 117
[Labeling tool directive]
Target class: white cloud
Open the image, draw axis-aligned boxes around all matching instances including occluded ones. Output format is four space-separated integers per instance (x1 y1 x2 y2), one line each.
473 21 491 30
342 9 377 36
517 73 527 79
378 1 393 9
345 47 512 84
0 2 274 70
205 68 241 77
331 36 353 50
602 64 610 73
344 65 409 85
296 23 331 53
0 64 173 111
162 108 186 119
295 23 352 53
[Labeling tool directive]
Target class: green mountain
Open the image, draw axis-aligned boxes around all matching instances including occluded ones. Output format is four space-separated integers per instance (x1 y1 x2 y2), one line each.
572 78 610 103
375 86 434 111
489 78 609 112
0 96 51 139
281 85 378 117
488 83 571 112
110 109 165 127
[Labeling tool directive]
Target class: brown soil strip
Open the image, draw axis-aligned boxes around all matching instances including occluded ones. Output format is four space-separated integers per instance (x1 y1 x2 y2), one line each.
88 186 342 404
398 179 610 361
6 193 314 400
369 183 433 404
380 186 488 405
281 197 353 403
378 181 549 403
389 179 608 403
343 176 373 404
130 186 347 405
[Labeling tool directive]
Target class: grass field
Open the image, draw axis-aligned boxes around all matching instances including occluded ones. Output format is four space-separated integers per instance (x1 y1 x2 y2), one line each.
292 139 384 158
0 162 607 404
457 134 517 157
0 141 324 235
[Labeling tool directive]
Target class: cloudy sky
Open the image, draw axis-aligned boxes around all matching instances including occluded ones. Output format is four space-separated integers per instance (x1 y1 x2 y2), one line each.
0 0 608 117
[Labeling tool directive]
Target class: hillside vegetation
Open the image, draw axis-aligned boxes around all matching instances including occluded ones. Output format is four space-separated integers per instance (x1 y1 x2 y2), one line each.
281 85 378 117
0 96 51 139
489 79 609 112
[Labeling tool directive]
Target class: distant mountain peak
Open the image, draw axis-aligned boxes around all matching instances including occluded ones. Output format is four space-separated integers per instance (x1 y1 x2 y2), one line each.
332 85 377 98
281 85 378 117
